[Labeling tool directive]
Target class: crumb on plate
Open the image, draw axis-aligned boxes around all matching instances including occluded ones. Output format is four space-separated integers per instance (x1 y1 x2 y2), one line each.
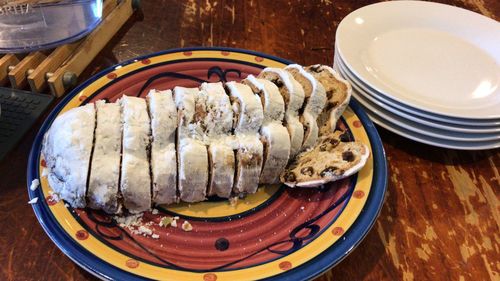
30 179 40 191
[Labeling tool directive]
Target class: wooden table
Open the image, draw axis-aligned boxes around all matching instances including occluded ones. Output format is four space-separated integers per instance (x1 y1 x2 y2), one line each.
0 1 498 280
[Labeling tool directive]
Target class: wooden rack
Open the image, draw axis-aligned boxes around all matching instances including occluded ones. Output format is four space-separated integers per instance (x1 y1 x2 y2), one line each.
0 0 136 97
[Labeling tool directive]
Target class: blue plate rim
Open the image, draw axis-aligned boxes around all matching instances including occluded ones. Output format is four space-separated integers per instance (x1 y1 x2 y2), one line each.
27 46 387 281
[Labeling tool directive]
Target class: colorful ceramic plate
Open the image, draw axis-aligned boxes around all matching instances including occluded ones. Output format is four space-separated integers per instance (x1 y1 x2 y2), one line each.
27 47 387 280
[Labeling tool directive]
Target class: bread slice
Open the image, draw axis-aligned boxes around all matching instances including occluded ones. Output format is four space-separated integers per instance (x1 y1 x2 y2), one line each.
87 101 121 214
207 142 235 197
258 68 305 157
285 64 327 149
231 134 263 194
298 112 320 150
147 89 178 205
225 81 263 133
242 75 290 184
199 82 235 198
259 123 290 184
173 86 208 202
285 64 327 118
281 130 369 187
119 96 152 213
224 82 264 194
304 65 351 136
242 75 285 123
177 137 209 202
42 103 96 208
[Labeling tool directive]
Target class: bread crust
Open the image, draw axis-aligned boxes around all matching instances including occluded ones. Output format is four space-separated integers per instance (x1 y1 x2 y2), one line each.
119 96 152 213
42 103 96 209
147 89 178 205
304 64 352 136
87 101 121 214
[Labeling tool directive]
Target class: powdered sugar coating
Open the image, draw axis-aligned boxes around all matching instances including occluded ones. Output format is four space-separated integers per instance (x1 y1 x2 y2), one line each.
88 100 122 214
147 89 178 205
119 96 152 213
42 103 95 208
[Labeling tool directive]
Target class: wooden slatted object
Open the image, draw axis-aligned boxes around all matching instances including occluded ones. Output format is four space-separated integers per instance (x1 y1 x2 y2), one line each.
9 52 46 89
1 0 136 96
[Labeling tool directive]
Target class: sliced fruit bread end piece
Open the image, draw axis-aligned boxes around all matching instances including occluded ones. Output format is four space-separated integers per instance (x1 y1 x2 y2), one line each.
280 131 369 187
42 103 96 209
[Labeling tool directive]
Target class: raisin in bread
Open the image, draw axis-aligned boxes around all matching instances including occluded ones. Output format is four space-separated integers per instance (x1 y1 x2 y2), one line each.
281 131 369 187
147 89 178 205
304 65 351 136
42 103 96 208
87 101 122 214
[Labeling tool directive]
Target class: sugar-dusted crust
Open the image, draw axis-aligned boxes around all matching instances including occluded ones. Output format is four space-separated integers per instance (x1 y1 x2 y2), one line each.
87 101 121 214
177 138 209 202
42 103 95 208
199 82 235 198
285 64 327 150
242 75 290 184
285 64 327 117
258 68 305 157
226 134 263 194
242 75 285 123
225 81 264 133
281 131 369 187
119 96 152 213
174 86 209 202
259 122 291 184
147 89 178 205
304 64 352 136
207 142 235 197
299 112 319 150
224 82 264 194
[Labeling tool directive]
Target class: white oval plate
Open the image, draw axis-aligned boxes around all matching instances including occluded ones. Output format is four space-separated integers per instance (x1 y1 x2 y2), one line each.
334 56 500 134
350 85 500 142
364 110 500 150
336 1 500 119
333 51 500 128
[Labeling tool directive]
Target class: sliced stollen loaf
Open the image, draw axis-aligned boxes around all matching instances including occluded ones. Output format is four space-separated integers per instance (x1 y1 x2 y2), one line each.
225 81 264 194
281 131 369 187
242 75 291 184
119 96 152 213
147 89 178 205
304 64 351 136
198 82 235 198
42 103 96 208
258 68 305 157
87 101 122 214
173 86 209 202
285 64 327 149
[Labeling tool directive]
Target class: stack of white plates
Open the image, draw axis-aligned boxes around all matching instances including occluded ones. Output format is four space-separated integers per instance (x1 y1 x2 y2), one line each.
334 1 500 150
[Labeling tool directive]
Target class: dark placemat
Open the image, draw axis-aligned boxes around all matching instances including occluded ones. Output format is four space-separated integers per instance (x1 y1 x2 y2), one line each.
0 88 53 160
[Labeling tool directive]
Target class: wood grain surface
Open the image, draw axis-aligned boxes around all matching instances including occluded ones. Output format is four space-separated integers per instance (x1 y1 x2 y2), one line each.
0 1 499 280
